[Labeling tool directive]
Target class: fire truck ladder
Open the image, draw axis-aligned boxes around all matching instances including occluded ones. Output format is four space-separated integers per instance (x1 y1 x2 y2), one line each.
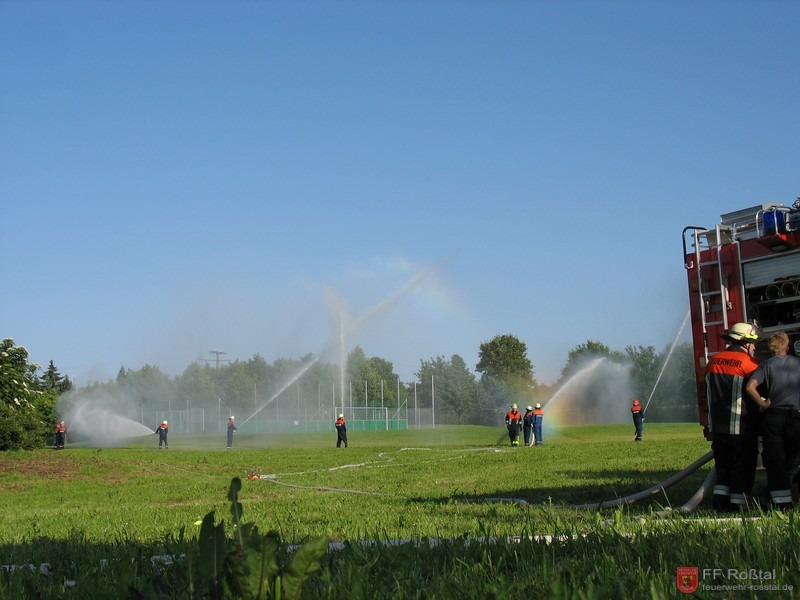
683 224 739 361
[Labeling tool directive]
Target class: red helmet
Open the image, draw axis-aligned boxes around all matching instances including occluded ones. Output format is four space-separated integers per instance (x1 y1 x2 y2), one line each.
632 399 640 405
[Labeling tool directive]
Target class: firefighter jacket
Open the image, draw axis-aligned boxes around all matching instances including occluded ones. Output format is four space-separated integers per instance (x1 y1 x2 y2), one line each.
335 417 346 432
533 407 543 422
505 410 522 427
227 419 237 432
54 423 66 434
631 403 644 420
156 424 169 436
523 410 533 428
705 347 760 435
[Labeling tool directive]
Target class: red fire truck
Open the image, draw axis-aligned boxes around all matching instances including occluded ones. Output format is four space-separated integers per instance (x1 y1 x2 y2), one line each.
683 199 800 438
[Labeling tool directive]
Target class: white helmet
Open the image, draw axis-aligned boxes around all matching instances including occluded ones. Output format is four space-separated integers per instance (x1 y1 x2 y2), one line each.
162 421 168 425
723 322 758 342
230 416 235 420
338 413 344 418
535 403 541 409
526 406 533 411
511 404 517 409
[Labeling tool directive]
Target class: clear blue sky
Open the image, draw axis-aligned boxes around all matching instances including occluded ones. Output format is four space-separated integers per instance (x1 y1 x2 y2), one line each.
2 0 798 387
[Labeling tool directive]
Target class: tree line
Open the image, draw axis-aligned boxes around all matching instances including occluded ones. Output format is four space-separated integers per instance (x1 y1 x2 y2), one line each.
0 334 697 450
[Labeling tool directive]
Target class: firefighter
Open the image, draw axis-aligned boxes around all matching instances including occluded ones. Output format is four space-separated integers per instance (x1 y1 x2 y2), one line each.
705 322 760 511
631 399 644 441
53 420 66 450
744 332 800 510
505 404 522 446
226 416 237 449
335 413 348 448
522 406 534 446
533 403 544 445
155 420 169 449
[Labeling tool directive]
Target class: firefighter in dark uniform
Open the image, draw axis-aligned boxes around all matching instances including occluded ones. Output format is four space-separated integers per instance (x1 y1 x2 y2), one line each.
505 404 522 446
705 323 760 511
631 399 644 441
155 420 169 449
533 403 544 445
335 413 348 448
522 406 534 446
745 331 800 510
54 420 66 450
226 416 237 449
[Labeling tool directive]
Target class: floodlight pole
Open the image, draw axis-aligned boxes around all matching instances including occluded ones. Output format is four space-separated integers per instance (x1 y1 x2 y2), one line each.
431 375 435 429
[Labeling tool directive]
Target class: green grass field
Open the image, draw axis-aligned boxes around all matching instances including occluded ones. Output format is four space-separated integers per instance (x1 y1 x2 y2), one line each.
1 423 798 599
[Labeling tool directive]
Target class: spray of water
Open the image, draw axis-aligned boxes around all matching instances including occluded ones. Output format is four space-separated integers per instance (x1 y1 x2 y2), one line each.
58 391 154 447
239 266 438 427
642 309 691 414
542 357 633 426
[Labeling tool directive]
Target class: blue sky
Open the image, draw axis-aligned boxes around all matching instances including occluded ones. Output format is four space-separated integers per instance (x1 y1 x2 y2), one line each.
1 0 798 387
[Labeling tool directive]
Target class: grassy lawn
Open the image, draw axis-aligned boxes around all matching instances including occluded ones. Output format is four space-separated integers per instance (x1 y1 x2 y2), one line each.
1 423 797 598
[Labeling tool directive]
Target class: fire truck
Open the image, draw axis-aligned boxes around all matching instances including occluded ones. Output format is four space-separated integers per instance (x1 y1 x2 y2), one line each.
683 198 800 438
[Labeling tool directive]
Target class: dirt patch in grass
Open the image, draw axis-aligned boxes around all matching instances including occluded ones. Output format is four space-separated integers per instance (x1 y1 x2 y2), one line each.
0 454 84 479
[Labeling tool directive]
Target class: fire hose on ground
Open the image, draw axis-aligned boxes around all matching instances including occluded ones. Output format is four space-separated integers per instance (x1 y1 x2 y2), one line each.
571 450 714 511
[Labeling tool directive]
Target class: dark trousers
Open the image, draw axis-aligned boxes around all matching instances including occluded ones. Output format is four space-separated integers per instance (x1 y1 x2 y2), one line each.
227 431 234 448
337 433 347 448
158 434 168 448
761 410 800 504
507 424 520 444
712 430 759 509
523 426 532 446
633 416 643 440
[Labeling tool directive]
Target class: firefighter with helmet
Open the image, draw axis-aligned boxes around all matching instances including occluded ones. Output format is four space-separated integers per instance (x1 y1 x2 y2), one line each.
631 399 644 441
226 416 237 449
705 322 761 511
335 413 348 448
522 406 534 446
155 420 169 449
53 420 67 450
533 403 544 445
505 404 522 446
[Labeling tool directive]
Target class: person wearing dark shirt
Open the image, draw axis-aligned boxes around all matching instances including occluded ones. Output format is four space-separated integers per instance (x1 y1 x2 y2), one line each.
505 404 522 447
745 331 800 510
631 399 644 441
335 414 348 448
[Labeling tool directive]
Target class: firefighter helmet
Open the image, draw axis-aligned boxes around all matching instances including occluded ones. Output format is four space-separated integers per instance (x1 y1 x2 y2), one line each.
534 403 541 409
162 421 168 425
633 399 640 405
527 406 533 411
511 404 517 409
230 416 235 420
723 322 759 343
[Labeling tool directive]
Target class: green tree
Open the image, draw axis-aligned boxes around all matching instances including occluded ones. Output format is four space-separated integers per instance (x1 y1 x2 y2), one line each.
475 334 536 409
347 347 399 410
624 345 660 401
0 339 52 450
640 342 698 422
41 360 72 393
417 354 485 424
560 340 625 383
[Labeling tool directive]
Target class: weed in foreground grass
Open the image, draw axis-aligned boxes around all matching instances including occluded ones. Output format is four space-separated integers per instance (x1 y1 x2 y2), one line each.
2 425 798 598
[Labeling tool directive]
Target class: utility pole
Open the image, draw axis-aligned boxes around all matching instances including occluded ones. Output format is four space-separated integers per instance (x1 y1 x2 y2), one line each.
209 349 228 368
